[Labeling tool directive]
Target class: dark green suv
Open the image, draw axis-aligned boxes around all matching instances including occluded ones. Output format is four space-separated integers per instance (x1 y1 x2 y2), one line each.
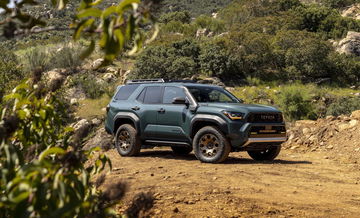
105 79 286 163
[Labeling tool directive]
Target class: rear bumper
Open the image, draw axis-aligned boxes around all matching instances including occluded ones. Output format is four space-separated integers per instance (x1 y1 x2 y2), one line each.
243 137 287 147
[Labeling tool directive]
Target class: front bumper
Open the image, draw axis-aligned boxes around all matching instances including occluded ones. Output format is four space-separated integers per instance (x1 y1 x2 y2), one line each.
227 122 287 148
243 137 287 146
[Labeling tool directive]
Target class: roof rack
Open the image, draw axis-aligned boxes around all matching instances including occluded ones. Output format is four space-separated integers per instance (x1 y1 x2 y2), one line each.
126 79 196 84
126 79 165 84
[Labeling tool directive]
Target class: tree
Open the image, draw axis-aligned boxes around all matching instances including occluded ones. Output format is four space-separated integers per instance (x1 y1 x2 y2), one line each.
0 0 159 65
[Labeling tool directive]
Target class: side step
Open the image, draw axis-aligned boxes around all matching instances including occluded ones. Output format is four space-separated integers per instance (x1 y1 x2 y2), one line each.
144 140 191 147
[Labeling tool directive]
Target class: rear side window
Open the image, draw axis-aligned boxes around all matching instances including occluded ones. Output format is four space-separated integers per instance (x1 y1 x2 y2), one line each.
114 85 139 100
144 86 162 104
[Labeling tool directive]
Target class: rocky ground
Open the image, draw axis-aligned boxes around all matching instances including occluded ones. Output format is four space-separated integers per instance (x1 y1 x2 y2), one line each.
83 110 360 217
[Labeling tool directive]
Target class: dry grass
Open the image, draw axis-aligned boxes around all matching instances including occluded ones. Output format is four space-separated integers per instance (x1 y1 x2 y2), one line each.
75 95 111 120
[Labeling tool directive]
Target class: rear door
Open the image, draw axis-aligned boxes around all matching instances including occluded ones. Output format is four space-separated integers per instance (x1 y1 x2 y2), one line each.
134 86 164 139
156 86 191 142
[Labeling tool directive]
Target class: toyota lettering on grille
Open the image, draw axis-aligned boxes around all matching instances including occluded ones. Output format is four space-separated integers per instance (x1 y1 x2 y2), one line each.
260 115 275 120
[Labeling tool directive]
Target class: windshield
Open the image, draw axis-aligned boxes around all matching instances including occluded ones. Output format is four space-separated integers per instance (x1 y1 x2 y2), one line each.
186 86 240 103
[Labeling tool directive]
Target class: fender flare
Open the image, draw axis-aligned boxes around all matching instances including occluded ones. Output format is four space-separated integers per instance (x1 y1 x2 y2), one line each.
113 112 141 134
190 114 228 136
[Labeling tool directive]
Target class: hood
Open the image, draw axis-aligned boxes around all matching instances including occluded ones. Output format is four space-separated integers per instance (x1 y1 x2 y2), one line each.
198 103 281 114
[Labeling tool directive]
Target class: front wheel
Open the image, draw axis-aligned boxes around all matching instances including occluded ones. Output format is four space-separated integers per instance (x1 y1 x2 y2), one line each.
193 126 231 163
115 124 141 157
247 145 281 161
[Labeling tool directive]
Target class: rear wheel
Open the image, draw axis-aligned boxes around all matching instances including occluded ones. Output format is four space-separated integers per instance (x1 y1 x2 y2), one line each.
247 145 281 161
193 126 231 163
115 124 141 157
171 146 192 155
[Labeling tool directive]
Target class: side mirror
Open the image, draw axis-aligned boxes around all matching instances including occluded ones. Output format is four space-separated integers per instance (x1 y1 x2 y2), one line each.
172 97 188 105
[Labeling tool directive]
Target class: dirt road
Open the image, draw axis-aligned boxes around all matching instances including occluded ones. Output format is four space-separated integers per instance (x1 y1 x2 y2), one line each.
104 148 360 217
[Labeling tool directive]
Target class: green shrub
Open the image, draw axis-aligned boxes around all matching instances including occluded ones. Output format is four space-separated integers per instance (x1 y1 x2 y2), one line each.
24 47 49 72
49 46 83 70
276 84 316 120
326 97 360 116
23 44 83 73
159 11 191 24
0 46 24 93
321 0 358 8
132 39 200 79
70 74 106 99
199 40 240 79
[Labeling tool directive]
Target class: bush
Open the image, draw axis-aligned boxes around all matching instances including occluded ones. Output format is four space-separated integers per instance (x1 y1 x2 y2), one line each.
70 74 106 99
0 45 24 93
49 46 83 70
276 84 316 120
326 97 360 116
24 47 49 72
199 39 241 79
159 11 191 24
132 39 200 79
23 44 83 73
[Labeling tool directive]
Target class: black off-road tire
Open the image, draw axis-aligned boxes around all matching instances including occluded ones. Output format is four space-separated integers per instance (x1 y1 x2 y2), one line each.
171 146 193 155
115 124 141 157
247 145 281 161
193 126 231 163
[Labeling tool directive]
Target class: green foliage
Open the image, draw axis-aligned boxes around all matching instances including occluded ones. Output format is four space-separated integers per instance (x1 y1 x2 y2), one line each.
321 0 359 8
70 74 107 99
159 11 191 24
199 39 240 79
194 15 226 33
23 45 83 72
0 46 24 93
276 84 316 120
157 0 233 17
49 46 83 70
0 0 158 65
326 97 360 116
0 81 116 217
132 39 200 79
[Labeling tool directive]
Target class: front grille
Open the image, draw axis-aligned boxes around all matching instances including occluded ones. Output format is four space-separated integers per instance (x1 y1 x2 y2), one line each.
248 125 286 137
247 113 283 123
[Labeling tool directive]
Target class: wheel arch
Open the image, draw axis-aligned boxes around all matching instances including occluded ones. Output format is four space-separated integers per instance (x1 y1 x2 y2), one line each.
113 112 140 135
190 114 228 138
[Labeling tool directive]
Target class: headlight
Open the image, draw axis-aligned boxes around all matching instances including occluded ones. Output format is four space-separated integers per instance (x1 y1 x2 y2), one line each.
222 111 245 120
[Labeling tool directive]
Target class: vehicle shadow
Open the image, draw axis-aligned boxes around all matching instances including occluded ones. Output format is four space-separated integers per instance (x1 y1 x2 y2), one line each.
138 150 312 165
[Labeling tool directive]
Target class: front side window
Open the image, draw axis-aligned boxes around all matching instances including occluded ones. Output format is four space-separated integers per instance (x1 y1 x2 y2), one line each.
186 86 239 103
143 86 162 104
163 87 186 104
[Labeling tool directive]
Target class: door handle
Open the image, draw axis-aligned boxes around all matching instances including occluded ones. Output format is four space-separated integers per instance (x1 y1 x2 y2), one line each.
158 108 165 113
131 106 140 111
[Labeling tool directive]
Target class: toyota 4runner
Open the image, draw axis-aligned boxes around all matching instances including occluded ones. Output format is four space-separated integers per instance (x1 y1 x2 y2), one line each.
105 79 287 163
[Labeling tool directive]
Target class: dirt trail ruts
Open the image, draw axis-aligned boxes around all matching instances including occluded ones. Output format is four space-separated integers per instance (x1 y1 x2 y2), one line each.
103 148 360 217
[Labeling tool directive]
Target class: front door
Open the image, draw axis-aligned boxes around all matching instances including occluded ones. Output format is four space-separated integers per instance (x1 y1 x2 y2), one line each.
156 86 191 142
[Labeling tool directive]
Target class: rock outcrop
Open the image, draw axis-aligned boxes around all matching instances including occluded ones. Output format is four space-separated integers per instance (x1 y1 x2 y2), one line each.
335 31 360 56
342 4 360 20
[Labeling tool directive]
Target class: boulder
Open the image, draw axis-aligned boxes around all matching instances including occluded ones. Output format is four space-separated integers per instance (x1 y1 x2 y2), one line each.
106 67 119 75
44 69 66 91
336 31 360 56
342 4 360 20
72 119 90 131
196 28 209 38
70 98 79 106
103 73 116 82
91 118 102 126
351 110 360 119
92 58 104 69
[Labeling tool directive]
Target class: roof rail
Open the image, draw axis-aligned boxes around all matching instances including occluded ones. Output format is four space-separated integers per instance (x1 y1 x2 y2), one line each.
126 79 165 84
166 80 195 83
